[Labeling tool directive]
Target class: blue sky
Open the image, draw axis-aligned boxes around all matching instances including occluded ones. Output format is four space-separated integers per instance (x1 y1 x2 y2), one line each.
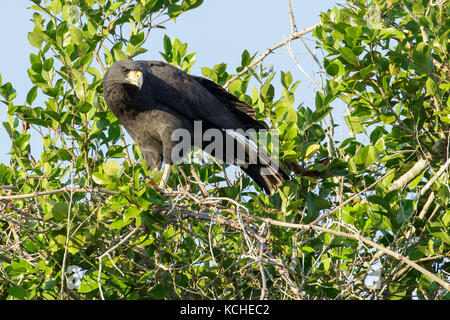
0 0 342 165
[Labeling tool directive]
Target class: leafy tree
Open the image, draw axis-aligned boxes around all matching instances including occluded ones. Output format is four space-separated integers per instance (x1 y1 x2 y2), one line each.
0 0 448 300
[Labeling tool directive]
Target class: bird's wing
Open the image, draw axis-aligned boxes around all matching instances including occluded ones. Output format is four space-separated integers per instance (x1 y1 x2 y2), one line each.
136 61 263 130
190 75 269 130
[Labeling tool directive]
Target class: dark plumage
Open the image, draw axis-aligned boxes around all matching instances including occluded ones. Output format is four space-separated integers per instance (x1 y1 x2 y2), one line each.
103 60 290 194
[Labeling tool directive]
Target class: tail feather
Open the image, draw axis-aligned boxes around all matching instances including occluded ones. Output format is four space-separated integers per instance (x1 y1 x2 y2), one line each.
226 130 289 194
202 128 290 194
241 163 289 195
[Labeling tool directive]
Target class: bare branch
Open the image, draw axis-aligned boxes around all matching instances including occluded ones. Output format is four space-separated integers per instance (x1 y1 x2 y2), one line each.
388 158 428 191
419 157 450 196
223 24 321 89
0 187 118 201
97 227 140 300
258 219 450 291
286 0 298 34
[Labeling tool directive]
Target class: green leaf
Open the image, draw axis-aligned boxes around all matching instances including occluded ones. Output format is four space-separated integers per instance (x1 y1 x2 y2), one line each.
340 47 359 66
14 134 30 150
43 58 54 72
379 28 405 40
77 102 92 113
181 0 204 11
427 221 450 244
110 216 131 229
69 27 83 45
379 114 396 124
325 61 338 77
241 49 251 67
304 144 321 159
26 86 38 105
68 233 86 254
412 43 432 73
275 105 297 125
412 0 425 15
354 145 379 168
160 38 171 61
315 92 324 109
125 207 142 219
113 47 128 61
228 79 244 97
409 168 425 189
87 20 98 37
52 202 69 221
133 2 144 23
313 106 332 123
406 245 425 260
148 284 169 299
345 26 362 40
130 32 144 46
281 71 293 89
78 273 99 293
28 32 42 49
10 259 32 274
168 3 183 18
201 67 217 82
92 172 107 185
104 160 120 176
7 286 27 299
260 74 275 102
128 46 148 59
341 207 356 225
345 115 364 134
426 78 438 95
51 0 62 15
374 138 384 152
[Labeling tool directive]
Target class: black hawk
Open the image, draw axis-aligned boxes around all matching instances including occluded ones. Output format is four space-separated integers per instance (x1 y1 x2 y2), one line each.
103 60 291 194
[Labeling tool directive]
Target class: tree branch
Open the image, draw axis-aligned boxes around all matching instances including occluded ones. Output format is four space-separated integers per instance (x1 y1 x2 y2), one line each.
388 158 428 191
0 187 118 201
223 24 321 89
286 0 298 34
419 157 450 196
164 190 450 292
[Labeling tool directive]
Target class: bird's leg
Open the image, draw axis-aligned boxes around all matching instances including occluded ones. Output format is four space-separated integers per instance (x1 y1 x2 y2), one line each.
159 163 172 188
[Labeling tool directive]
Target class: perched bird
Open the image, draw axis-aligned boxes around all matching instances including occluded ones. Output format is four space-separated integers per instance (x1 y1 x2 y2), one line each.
103 60 291 194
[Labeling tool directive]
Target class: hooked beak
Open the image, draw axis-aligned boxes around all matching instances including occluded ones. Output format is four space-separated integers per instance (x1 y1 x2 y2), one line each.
125 70 143 89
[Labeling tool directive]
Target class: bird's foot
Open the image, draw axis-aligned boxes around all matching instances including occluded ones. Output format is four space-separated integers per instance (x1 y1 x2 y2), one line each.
142 176 160 190
141 177 173 193
141 164 173 193
158 163 172 191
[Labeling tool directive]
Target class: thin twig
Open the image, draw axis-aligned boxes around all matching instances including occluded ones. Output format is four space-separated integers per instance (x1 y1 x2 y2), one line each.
286 0 298 33
258 245 267 300
93 0 134 74
97 227 140 300
223 24 321 89
60 163 75 299
419 157 450 196
190 166 209 197
213 204 449 291
297 172 391 234
286 40 323 91
0 187 118 201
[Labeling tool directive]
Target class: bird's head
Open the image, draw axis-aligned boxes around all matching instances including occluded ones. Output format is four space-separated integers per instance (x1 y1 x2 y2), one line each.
104 60 144 90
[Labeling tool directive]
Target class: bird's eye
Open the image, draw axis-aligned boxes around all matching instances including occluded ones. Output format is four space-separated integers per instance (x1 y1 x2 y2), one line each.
122 68 130 74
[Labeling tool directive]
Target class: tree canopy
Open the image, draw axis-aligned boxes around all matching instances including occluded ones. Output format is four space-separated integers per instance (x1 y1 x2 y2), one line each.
0 0 449 300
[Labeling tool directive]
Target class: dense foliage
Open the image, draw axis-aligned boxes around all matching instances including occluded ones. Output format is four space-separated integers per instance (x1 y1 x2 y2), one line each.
0 0 448 299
